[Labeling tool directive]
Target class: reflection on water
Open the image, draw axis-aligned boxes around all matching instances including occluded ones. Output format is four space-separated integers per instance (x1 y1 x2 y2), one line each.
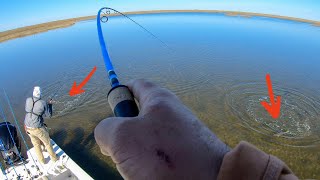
0 13 320 179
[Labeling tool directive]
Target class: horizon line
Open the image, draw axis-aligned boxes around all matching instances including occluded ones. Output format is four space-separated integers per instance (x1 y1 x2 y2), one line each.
1 9 320 43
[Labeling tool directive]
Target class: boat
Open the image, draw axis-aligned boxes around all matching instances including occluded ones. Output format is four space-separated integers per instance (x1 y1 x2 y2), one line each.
0 87 94 180
0 138 93 180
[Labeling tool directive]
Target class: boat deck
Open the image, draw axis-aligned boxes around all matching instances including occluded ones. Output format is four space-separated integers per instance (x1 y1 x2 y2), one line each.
0 139 93 180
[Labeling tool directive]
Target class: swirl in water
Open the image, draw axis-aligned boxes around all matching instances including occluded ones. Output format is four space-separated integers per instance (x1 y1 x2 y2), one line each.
225 82 320 147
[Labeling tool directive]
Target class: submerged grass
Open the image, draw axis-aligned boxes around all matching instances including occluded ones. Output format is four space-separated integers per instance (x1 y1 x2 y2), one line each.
180 92 320 179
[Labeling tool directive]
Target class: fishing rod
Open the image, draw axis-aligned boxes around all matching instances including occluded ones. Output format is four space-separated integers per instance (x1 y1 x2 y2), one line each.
97 7 141 117
99 7 169 49
2 89 43 174
0 102 32 179
3 88 44 179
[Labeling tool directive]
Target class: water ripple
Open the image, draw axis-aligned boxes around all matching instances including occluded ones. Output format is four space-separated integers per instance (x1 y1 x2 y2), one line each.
224 82 320 147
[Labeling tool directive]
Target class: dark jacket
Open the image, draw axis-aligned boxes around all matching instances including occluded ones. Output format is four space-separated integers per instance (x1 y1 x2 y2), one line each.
24 97 52 128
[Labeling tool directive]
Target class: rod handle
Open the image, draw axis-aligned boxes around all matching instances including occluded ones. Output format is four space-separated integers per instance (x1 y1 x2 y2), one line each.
107 85 139 117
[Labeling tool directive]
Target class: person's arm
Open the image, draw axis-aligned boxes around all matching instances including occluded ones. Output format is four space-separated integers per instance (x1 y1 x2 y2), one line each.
218 141 298 180
94 79 298 180
95 79 230 179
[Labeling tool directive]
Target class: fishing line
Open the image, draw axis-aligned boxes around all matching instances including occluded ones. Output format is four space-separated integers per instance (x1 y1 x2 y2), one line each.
0 100 31 177
47 76 67 117
0 101 32 179
2 89 43 173
50 83 65 99
48 72 69 100
97 7 143 117
100 7 170 49
98 7 172 88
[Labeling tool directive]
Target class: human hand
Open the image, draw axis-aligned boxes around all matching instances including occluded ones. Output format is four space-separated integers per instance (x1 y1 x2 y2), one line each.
95 79 230 180
47 99 55 104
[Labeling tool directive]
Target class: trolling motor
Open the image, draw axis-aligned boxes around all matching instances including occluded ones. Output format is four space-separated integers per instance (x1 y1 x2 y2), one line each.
0 122 22 166
97 7 140 117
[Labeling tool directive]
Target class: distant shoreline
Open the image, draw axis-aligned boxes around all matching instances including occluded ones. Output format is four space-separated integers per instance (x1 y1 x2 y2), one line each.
1 10 319 43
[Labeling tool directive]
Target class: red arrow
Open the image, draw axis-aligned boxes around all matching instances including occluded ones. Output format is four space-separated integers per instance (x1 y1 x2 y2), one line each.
69 66 97 96
260 74 281 119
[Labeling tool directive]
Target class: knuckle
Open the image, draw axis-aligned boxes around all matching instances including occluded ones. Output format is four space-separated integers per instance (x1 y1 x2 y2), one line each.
148 99 168 111
149 88 176 101
137 79 157 89
132 79 156 89
146 97 172 113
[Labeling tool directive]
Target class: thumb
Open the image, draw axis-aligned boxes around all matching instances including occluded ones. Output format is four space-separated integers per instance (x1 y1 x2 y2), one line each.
94 116 134 157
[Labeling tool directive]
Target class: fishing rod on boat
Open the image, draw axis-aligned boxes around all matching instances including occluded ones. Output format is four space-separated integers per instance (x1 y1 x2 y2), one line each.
97 7 142 117
2 89 43 176
0 101 33 179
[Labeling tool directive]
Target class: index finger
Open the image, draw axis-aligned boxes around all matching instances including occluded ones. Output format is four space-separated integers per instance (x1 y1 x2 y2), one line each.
126 79 176 112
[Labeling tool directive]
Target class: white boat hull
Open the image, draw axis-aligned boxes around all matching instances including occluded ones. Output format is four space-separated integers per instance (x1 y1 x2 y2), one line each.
0 139 93 180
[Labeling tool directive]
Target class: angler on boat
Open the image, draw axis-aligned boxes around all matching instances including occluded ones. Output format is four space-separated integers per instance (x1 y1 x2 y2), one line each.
24 86 57 164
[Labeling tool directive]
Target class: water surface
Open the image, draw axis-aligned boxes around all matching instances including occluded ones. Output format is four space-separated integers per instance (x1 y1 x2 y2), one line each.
0 13 320 179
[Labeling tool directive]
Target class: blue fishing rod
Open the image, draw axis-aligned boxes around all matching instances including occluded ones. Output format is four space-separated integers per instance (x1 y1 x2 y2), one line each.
97 7 139 117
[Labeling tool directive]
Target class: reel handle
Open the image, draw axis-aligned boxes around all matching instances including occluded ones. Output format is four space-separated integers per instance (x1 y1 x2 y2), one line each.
107 85 139 117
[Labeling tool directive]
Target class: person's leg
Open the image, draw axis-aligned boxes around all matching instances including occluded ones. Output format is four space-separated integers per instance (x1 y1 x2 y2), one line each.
27 129 45 163
37 127 57 162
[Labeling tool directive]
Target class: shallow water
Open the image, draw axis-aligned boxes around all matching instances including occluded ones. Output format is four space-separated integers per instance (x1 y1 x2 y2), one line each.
0 13 320 179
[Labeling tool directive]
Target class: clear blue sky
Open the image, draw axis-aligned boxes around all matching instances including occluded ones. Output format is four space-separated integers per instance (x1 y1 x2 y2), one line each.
0 0 319 31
